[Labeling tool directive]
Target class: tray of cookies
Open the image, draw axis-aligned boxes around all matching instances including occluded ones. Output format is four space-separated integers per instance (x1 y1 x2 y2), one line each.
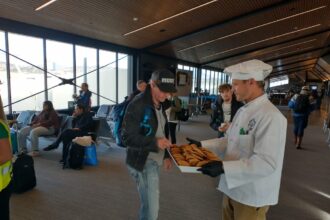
168 144 221 173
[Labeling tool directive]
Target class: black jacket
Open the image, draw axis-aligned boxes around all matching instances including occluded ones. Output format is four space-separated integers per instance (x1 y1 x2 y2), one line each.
72 112 94 133
210 94 244 130
122 85 169 171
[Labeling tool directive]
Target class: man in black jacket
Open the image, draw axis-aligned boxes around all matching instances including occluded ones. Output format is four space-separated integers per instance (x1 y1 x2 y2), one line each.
210 84 244 137
122 69 176 220
43 104 93 161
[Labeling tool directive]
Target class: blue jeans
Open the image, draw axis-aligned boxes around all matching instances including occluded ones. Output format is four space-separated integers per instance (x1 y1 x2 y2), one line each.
293 116 307 137
127 159 160 220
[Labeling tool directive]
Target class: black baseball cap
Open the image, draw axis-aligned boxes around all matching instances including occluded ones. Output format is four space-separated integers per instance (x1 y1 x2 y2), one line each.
151 69 177 93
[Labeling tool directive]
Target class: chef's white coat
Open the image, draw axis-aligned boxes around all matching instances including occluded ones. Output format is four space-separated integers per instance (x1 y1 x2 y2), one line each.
201 94 287 207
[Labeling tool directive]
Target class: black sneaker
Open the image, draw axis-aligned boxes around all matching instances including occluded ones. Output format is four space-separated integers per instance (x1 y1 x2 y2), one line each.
43 144 57 151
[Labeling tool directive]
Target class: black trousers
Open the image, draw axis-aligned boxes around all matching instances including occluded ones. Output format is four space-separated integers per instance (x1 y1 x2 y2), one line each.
0 181 12 220
165 122 177 144
52 129 86 160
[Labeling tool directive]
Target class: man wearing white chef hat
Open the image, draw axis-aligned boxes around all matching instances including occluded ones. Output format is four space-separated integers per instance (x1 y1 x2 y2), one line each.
197 59 287 220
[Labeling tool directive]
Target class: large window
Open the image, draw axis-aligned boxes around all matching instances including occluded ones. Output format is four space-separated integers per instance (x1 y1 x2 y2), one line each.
99 50 117 105
46 40 74 109
0 31 8 113
76 45 97 106
118 53 129 102
0 29 133 113
8 33 44 111
177 64 198 93
269 75 289 88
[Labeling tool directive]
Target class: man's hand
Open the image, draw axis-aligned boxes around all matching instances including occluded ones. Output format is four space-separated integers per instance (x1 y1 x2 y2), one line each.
197 161 224 177
186 137 201 147
218 122 230 132
163 158 172 171
157 138 171 150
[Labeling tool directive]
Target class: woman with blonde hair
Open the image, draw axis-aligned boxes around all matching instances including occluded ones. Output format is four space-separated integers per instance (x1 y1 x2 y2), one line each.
0 95 13 220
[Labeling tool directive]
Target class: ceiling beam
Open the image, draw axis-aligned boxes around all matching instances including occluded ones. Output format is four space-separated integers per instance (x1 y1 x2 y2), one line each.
312 69 328 80
272 57 318 68
316 63 330 75
310 70 326 81
272 63 316 74
265 46 330 63
314 65 329 79
142 0 293 50
293 72 305 81
270 67 312 77
312 66 326 79
201 29 330 66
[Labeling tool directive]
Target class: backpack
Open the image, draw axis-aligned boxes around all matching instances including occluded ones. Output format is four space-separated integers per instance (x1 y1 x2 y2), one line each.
63 143 85 170
176 108 190 121
294 95 309 113
109 100 130 147
12 154 37 193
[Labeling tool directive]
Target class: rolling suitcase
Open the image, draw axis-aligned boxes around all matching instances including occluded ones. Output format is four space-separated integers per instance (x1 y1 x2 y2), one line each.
12 154 37 193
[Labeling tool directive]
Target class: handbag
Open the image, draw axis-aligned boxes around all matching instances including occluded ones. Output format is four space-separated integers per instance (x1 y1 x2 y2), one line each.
84 144 98 166
72 136 92 147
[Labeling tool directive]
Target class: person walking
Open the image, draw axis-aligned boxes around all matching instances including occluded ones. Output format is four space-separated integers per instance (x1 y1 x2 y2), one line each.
288 86 315 149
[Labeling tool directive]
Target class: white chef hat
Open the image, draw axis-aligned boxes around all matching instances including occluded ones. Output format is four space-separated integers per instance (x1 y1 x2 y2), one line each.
224 59 273 81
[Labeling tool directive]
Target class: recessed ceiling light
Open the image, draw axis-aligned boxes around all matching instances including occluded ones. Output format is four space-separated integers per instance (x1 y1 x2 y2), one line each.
178 5 326 52
133 17 138 21
35 0 57 11
123 0 218 36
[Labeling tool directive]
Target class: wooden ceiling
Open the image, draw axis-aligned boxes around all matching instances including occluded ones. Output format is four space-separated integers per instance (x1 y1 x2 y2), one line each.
0 0 329 80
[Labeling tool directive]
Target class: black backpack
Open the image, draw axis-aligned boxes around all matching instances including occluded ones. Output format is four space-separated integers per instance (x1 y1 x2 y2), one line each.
176 108 190 121
294 95 309 113
63 143 85 170
12 154 37 193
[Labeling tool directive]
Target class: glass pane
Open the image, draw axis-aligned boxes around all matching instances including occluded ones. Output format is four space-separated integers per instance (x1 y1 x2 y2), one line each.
210 71 215 94
76 45 97 106
46 39 74 110
206 70 211 94
201 69 206 92
178 64 183 69
8 33 44 112
99 50 116 105
0 31 9 113
118 53 129 102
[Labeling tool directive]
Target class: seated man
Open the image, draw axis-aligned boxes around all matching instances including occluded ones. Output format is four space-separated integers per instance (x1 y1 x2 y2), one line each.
43 104 93 162
18 101 59 156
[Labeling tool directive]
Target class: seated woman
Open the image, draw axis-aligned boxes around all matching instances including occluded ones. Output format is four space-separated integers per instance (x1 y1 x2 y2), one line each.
43 104 93 162
18 101 59 156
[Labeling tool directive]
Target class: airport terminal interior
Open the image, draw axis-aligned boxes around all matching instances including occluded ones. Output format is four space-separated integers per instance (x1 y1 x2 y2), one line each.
0 0 330 219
